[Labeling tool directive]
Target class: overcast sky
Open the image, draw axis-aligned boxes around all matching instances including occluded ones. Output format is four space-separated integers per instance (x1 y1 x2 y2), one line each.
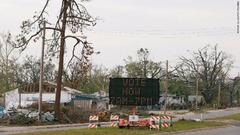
0 0 240 77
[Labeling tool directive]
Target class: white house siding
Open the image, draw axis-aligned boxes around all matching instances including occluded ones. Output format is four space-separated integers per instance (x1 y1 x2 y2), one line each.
73 100 92 109
5 89 72 109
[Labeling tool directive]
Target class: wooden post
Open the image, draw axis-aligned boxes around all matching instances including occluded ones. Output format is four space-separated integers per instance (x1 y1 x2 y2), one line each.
164 60 168 116
55 0 68 119
218 62 222 109
18 90 21 108
196 66 199 111
38 21 46 122
132 105 136 115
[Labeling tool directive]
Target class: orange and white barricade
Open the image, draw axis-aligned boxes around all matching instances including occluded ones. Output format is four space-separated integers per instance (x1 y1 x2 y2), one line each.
88 115 99 129
88 123 98 128
149 124 159 129
160 115 172 129
109 114 119 127
150 116 160 122
149 116 160 130
161 123 171 127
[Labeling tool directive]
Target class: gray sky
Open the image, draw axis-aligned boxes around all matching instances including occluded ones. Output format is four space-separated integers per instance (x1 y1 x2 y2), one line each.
0 0 239 77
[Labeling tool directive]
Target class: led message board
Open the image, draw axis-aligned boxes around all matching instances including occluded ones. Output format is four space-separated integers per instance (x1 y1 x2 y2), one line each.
109 78 159 106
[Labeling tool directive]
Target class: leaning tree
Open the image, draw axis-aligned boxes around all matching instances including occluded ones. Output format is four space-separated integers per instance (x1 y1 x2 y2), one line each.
14 0 97 120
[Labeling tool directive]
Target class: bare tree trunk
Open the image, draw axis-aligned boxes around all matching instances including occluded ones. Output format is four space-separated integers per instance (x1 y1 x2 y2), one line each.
55 0 68 120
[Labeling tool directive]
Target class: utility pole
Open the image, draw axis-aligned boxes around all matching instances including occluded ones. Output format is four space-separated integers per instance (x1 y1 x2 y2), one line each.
195 66 199 111
164 60 168 115
55 0 68 119
38 21 46 122
217 62 222 109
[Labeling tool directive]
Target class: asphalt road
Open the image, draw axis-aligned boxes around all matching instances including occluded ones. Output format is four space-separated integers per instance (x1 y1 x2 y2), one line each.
150 107 240 122
176 107 240 120
1 107 240 135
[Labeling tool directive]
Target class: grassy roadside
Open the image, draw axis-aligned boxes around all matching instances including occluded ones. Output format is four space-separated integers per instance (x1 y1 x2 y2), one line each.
13 112 240 135
13 120 226 135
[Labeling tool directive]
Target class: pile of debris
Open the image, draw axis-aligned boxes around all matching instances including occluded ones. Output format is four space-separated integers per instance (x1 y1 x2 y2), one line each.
0 107 55 124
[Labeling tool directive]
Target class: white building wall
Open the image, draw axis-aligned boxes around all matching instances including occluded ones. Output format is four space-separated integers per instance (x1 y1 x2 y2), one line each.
5 89 72 109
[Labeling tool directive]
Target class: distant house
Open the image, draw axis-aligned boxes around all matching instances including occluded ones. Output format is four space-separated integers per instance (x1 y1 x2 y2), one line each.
159 94 185 105
188 95 204 104
71 90 109 110
92 90 108 98
4 82 82 109
70 94 97 110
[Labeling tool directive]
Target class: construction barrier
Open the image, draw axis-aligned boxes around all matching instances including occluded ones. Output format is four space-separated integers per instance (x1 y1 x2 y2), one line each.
109 115 119 127
160 115 172 129
88 115 99 129
149 116 160 130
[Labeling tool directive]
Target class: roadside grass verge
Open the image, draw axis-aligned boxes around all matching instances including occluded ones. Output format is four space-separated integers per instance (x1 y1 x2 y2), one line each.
169 120 225 131
208 113 240 121
14 120 226 135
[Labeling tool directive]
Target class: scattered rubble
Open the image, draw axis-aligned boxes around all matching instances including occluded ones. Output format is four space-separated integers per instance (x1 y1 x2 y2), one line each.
0 108 55 124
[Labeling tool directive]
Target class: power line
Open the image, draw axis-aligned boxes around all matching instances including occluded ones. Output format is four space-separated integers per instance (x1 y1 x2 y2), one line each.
88 26 237 38
233 66 240 68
